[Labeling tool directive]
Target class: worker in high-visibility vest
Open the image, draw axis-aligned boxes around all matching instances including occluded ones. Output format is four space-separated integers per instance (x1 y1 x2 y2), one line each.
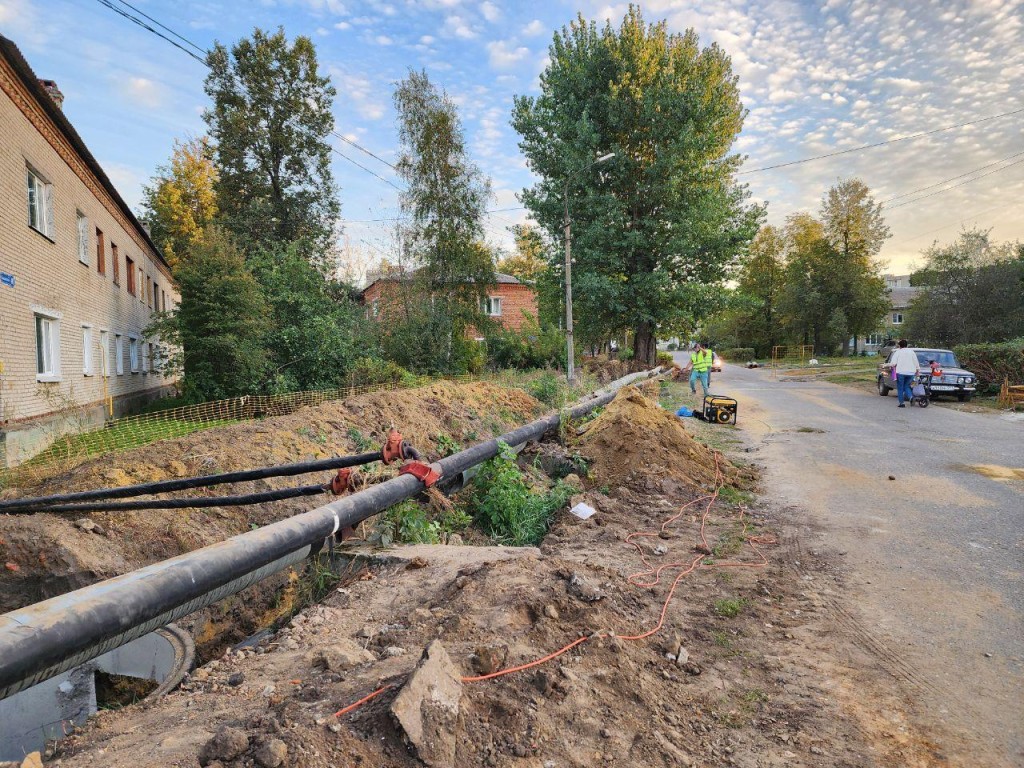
683 342 714 397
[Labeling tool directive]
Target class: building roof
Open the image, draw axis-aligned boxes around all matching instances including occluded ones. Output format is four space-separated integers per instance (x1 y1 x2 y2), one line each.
0 34 169 272
360 269 525 296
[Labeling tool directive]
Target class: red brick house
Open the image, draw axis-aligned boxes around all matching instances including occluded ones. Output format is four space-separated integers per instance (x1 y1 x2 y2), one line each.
360 271 538 332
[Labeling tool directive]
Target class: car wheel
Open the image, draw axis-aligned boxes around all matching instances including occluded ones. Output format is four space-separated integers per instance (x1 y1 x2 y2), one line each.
877 377 891 396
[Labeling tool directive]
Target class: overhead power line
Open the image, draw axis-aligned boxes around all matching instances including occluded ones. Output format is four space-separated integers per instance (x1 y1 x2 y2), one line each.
94 0 206 64
880 149 1024 205
110 0 207 55
739 106 1024 175
884 156 1024 211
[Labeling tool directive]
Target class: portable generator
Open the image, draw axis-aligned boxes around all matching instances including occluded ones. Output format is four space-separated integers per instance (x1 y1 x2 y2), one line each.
702 394 738 425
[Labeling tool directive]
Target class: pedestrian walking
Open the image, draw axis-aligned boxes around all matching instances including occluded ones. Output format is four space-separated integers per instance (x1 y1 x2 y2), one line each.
684 342 714 398
888 339 919 408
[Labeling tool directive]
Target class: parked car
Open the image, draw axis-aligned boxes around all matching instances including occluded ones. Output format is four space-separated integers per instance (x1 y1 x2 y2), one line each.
876 339 897 357
711 353 723 373
877 348 977 401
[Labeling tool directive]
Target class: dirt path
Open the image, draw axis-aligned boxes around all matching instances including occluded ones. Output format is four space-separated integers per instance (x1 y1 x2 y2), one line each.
41 384 957 768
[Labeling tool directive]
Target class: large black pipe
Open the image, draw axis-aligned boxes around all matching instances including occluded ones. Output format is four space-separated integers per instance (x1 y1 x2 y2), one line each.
0 451 383 513
0 369 658 700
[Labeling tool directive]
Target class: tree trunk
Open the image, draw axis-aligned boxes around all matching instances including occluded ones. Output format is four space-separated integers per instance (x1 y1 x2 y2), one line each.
634 322 657 365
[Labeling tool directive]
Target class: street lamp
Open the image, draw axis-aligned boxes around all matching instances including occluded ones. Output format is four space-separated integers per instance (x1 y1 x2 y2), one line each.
564 152 614 384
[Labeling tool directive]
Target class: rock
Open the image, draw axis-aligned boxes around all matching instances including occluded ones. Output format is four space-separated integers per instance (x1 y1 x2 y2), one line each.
562 474 584 491
446 533 464 546
4 562 18 572
390 641 463 767
74 518 95 532
314 640 375 671
681 662 701 676
384 646 407 658
198 726 249 765
600 728 611 739
227 672 245 686
91 524 106 536
888 475 896 481
328 723 343 733
20 753 43 768
543 604 560 620
653 545 668 556
568 573 604 602
675 647 690 666
471 646 506 676
254 738 288 768
261 684 276 697
283 638 299 651
192 668 210 682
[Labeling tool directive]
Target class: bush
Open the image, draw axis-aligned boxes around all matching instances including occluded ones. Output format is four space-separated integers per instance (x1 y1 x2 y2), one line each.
954 339 1024 394
470 442 573 546
486 317 566 370
348 357 418 387
718 347 755 361
666 343 678 351
525 371 565 408
373 500 440 546
656 351 675 367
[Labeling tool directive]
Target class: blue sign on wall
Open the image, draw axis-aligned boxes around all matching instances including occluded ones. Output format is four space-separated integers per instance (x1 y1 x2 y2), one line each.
0 272 14 288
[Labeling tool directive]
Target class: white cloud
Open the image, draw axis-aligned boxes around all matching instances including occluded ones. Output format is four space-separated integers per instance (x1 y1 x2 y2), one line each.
334 21 351 30
480 1 501 22
442 14 477 39
522 19 546 37
419 34 436 44
375 35 393 45
122 77 164 109
486 40 531 70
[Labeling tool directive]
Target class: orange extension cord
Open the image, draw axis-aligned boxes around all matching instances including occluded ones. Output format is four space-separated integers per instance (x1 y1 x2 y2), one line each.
334 452 774 718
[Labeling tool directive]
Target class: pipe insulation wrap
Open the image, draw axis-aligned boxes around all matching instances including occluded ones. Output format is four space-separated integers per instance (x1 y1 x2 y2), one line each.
0 368 658 700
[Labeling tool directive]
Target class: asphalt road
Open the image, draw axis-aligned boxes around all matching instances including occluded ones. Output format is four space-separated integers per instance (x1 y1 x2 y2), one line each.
673 353 1023 766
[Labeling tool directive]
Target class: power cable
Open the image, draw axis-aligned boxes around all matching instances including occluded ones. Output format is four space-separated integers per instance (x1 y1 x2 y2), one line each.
93 0 206 64
884 157 1024 211
109 0 207 55
892 199 1021 246
739 106 1024 175
880 149 1024 205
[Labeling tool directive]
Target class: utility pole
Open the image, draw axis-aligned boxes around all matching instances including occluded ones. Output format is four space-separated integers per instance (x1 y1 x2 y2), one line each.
562 152 614 384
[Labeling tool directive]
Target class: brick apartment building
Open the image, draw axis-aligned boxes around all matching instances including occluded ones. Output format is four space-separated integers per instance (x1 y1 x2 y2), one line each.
361 271 539 333
0 35 179 466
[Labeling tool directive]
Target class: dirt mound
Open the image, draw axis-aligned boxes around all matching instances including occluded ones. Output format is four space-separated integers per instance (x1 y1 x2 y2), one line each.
0 381 542 617
580 355 650 384
577 386 737 490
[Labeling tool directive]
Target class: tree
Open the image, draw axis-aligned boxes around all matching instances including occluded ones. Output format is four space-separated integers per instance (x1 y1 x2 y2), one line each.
905 228 1024 345
511 6 763 365
730 225 786 356
146 226 269 400
392 69 494 371
498 225 548 284
819 178 891 354
140 137 218 272
204 27 339 261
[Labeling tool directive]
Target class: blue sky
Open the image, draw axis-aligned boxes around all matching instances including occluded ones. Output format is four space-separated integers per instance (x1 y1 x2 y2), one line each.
2 0 1022 279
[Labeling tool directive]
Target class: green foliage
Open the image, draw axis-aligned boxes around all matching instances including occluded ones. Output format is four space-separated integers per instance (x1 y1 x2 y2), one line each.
524 371 566 408
204 27 339 259
713 598 746 618
728 225 786 357
953 339 1024 393
374 501 441 546
486 317 567 370
471 442 574 546
905 229 1024 347
512 6 764 364
249 244 364 392
346 427 373 452
145 226 270 400
719 348 755 361
656 351 674 367
380 299 482 375
348 357 418 387
435 433 461 456
667 343 678 351
438 505 473 534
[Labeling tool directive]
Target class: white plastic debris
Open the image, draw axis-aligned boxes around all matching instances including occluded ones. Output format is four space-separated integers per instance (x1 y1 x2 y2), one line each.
570 502 597 520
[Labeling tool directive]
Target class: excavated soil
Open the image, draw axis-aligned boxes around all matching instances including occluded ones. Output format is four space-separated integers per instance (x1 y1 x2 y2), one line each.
43 386 942 768
0 381 543 656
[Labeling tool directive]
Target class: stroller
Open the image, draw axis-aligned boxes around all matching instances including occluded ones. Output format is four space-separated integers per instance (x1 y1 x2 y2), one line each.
910 374 931 407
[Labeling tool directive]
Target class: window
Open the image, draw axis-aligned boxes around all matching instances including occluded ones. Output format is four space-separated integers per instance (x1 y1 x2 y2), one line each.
115 334 124 375
371 299 379 318
141 341 149 374
34 310 61 381
147 277 153 309
82 325 94 376
126 256 135 294
97 233 106 275
866 333 885 346
78 214 90 265
892 312 904 325
482 296 502 317
112 243 120 285
129 337 139 373
99 330 110 376
27 166 54 238
138 267 144 302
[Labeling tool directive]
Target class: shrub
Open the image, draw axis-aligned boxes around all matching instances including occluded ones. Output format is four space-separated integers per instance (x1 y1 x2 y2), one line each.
486 317 566 370
666 342 678 351
525 371 565 408
373 500 440 546
656 351 675 367
954 339 1024 393
349 357 418 387
470 442 574 546
719 347 755 362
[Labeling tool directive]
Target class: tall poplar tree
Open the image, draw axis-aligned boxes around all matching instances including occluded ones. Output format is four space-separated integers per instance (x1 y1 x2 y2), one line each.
204 27 339 262
512 6 763 364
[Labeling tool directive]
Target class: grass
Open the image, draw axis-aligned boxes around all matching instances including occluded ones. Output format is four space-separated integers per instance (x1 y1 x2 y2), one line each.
711 525 748 558
713 597 746 618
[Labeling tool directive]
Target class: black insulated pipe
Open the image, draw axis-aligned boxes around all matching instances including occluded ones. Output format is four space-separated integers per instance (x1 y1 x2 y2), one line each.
0 451 383 513
0 369 660 700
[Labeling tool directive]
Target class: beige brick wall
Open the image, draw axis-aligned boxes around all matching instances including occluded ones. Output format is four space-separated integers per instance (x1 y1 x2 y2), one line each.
0 59 179 427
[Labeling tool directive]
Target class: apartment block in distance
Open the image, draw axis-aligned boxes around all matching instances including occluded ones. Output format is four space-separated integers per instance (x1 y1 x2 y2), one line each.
0 34 179 467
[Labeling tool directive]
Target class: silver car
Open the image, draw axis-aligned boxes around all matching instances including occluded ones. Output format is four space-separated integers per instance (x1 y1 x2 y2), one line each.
878 348 977 402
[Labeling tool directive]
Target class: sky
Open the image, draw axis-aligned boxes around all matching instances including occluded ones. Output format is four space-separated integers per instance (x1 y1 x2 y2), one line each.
2 0 1022 281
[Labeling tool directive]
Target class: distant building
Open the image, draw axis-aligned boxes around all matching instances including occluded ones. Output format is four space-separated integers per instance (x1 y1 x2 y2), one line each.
855 274 921 354
0 34 179 466
360 271 539 333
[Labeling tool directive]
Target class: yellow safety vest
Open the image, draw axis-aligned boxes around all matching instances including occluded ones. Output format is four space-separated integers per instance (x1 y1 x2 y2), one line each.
691 350 713 372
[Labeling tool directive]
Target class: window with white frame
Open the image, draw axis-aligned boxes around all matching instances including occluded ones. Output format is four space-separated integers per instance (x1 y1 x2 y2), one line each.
115 334 124 375
482 296 502 316
892 312 904 325
141 341 149 374
34 310 61 381
77 213 89 265
99 330 110 376
82 325 94 376
27 166 54 238
129 337 139 372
